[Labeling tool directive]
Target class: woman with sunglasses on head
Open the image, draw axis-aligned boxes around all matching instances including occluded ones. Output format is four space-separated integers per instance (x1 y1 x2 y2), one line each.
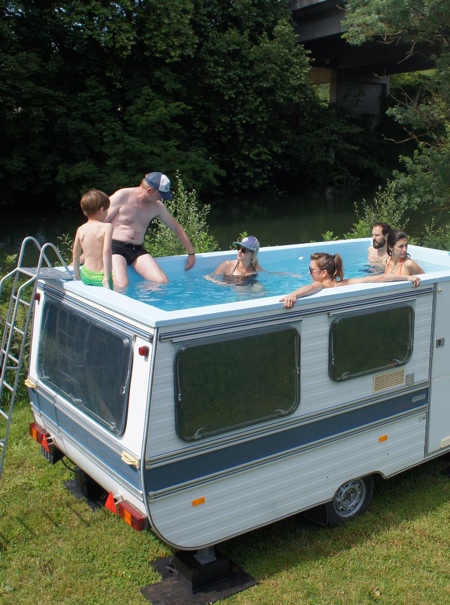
205 236 262 286
280 251 421 309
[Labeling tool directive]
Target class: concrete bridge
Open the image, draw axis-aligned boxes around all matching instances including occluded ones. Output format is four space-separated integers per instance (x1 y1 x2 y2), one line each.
289 0 435 123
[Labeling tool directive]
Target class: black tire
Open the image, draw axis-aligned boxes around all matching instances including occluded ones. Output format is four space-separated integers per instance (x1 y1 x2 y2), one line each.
325 475 374 525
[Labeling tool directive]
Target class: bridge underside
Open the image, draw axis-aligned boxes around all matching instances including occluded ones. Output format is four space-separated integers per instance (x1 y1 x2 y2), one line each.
304 34 436 78
290 0 436 124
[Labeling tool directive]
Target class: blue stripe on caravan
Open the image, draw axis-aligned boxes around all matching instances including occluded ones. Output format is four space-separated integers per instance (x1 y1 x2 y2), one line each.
145 388 428 493
30 391 141 489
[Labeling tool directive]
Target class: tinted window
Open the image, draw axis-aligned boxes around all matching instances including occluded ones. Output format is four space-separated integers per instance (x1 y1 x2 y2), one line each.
37 300 132 435
175 327 300 441
329 304 414 381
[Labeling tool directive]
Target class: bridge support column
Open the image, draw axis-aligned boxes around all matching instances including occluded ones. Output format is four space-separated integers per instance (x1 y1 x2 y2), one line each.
330 70 390 126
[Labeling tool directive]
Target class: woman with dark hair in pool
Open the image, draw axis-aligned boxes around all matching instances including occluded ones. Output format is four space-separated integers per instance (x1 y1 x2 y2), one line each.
383 229 424 277
205 236 262 286
280 251 421 308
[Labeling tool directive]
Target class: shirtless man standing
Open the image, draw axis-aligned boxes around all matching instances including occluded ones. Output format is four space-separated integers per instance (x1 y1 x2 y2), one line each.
367 222 391 265
105 172 196 289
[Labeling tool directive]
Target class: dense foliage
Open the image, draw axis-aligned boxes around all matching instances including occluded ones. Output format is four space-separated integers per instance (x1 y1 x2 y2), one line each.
1 0 399 210
143 172 219 256
0 0 311 207
343 181 409 239
344 0 450 235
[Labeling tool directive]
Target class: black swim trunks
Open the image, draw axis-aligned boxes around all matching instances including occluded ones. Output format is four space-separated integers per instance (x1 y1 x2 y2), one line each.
111 240 148 265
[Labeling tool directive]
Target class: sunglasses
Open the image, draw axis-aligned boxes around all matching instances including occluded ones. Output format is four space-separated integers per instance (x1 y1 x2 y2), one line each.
309 266 321 273
237 246 251 253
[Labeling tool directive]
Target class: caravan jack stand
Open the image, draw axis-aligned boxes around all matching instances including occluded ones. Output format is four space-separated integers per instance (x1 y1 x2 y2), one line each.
141 547 257 605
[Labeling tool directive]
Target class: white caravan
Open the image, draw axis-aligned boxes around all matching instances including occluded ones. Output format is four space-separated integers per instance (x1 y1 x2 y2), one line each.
20 239 450 550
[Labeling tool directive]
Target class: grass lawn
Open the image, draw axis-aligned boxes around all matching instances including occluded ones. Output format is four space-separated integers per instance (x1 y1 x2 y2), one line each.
0 402 449 605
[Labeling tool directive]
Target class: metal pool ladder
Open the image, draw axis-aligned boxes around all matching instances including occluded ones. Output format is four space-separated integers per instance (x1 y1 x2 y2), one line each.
0 237 72 480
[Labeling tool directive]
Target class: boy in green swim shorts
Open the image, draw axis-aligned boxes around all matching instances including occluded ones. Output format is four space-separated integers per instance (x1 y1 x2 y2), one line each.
73 190 114 289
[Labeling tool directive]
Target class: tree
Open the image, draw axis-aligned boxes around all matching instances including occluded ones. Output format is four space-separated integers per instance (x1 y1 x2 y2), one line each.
343 0 450 221
2 0 398 210
0 0 317 207
343 181 409 239
143 172 219 256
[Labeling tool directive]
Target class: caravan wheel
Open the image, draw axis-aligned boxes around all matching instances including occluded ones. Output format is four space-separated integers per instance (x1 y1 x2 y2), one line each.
326 476 374 525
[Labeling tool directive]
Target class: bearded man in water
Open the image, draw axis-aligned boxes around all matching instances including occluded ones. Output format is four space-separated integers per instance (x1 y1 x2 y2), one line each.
367 221 391 265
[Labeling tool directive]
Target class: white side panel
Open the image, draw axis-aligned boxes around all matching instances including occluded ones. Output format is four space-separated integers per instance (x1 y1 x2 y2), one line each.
428 376 450 453
428 281 450 452
146 293 433 460
300 294 432 416
149 413 426 549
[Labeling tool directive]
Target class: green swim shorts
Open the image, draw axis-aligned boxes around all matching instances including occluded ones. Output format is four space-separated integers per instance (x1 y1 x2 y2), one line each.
80 266 113 289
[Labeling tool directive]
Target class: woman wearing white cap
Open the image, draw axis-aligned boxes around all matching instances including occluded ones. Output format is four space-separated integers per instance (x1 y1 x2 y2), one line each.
205 236 262 286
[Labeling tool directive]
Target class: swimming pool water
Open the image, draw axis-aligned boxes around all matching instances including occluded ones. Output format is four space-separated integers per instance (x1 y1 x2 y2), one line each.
124 254 448 312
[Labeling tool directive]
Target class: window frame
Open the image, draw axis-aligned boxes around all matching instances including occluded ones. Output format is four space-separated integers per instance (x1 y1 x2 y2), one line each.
37 298 133 436
329 303 415 382
174 326 301 441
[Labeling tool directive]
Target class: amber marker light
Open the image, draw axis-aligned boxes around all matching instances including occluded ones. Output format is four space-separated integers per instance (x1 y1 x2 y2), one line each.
192 497 205 507
379 435 388 442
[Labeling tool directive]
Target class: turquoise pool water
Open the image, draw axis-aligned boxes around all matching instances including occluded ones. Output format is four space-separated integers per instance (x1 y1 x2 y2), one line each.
124 253 448 312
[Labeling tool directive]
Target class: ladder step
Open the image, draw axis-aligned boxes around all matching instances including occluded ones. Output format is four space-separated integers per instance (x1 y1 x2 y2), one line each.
20 267 73 280
7 353 20 365
0 409 8 420
2 382 14 393
7 300 31 310
5 323 26 334
16 300 31 309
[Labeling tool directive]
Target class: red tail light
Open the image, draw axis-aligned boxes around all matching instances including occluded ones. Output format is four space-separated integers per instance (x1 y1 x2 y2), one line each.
29 422 49 445
118 501 148 531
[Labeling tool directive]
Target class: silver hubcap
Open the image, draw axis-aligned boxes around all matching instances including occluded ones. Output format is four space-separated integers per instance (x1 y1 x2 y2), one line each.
333 479 366 518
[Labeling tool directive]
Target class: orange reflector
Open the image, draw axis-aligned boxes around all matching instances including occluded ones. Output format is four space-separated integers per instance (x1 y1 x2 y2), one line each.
118 501 148 531
192 497 205 507
379 434 388 442
105 492 118 514
41 433 50 453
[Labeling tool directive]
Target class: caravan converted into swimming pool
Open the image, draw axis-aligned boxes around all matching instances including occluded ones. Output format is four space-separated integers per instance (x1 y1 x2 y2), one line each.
25 238 450 550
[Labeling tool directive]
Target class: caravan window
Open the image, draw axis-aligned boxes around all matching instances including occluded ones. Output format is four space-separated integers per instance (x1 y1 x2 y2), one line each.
329 304 414 381
37 300 132 435
175 327 300 441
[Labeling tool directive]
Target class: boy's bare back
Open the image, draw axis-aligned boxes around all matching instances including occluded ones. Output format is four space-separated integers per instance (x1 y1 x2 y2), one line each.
75 221 113 273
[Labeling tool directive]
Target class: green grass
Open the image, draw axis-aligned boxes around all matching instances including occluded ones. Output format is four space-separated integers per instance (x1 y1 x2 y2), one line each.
1 401 450 605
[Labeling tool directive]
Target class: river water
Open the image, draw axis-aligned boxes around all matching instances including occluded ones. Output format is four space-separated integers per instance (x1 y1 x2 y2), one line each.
0 188 366 263
2 186 434 265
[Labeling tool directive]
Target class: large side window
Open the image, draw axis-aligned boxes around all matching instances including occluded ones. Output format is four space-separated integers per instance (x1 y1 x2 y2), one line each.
175 327 300 441
37 299 132 435
329 304 414 381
